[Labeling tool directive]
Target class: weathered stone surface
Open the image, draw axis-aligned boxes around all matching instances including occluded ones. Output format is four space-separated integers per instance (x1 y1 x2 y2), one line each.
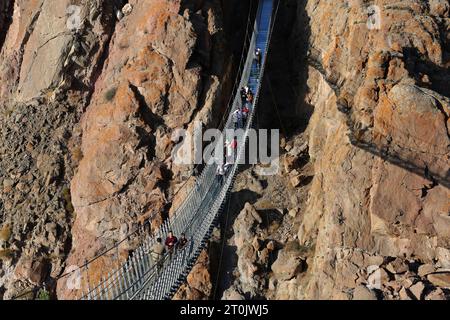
425 287 447 300
427 273 450 288
367 267 390 289
409 281 425 300
174 250 212 300
399 287 413 300
418 264 436 277
352 285 377 300
0 0 125 298
231 203 263 297
385 258 408 274
1 0 450 301
286 0 450 300
221 287 244 300
56 0 233 300
14 255 48 285
272 241 306 281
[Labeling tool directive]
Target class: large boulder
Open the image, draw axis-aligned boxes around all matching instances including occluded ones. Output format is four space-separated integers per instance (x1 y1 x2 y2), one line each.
427 273 450 288
271 241 306 281
352 285 377 300
14 255 49 285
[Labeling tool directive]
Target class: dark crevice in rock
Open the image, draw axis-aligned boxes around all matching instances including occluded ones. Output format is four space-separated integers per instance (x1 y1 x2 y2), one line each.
422 166 439 198
83 2 119 109
129 83 160 160
0 0 14 52
402 47 450 98
434 98 450 141
258 0 313 137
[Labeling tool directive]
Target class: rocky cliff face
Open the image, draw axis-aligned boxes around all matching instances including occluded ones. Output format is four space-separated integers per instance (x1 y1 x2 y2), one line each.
289 0 450 300
221 0 449 300
0 0 118 299
0 0 245 300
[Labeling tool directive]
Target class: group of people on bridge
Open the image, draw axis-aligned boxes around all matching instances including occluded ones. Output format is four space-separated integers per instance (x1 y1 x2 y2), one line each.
215 48 263 187
143 48 264 275
148 231 188 272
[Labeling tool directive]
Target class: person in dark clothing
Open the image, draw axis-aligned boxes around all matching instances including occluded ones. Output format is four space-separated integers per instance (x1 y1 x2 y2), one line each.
240 87 247 107
177 233 188 250
193 164 203 177
255 48 262 70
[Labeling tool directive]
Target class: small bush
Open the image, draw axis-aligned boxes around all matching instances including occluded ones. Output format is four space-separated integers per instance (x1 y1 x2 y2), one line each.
104 87 118 102
0 249 14 260
62 187 75 216
257 199 274 210
36 288 50 300
1 107 13 118
71 147 83 162
0 224 11 242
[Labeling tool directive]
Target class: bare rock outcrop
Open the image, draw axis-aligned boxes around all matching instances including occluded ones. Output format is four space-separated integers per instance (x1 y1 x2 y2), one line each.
57 0 231 299
0 0 118 299
174 250 212 300
267 0 450 300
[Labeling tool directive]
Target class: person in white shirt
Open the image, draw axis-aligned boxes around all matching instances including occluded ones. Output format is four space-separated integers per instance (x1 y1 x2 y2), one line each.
232 109 243 130
216 163 225 185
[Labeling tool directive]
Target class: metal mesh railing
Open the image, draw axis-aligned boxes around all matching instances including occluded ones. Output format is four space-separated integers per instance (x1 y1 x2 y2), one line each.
79 0 275 300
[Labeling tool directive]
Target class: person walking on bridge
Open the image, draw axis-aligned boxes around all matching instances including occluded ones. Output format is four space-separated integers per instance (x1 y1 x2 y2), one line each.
255 48 262 70
231 137 238 160
177 233 188 250
149 237 165 273
242 104 249 125
165 231 178 258
240 87 248 107
232 108 243 130
216 163 226 186
247 89 254 105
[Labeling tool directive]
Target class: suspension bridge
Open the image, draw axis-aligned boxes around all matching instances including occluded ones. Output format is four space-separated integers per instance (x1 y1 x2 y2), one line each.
68 0 276 300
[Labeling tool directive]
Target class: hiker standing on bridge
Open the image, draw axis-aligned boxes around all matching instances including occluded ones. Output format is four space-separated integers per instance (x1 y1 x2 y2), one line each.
216 163 226 186
240 86 250 107
242 104 249 125
165 231 178 258
228 137 238 162
177 233 188 250
240 87 246 106
247 88 254 105
232 108 243 130
225 137 238 163
255 48 262 70
149 237 165 273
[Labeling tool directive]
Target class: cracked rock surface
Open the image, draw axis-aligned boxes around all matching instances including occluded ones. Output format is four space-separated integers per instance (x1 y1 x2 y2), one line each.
0 0 237 300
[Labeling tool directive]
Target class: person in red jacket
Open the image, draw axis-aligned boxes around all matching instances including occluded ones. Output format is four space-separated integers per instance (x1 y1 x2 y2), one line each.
242 105 250 125
230 137 238 162
165 231 178 257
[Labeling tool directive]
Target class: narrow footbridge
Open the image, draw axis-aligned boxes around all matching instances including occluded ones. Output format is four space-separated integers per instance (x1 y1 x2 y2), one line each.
80 0 275 300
